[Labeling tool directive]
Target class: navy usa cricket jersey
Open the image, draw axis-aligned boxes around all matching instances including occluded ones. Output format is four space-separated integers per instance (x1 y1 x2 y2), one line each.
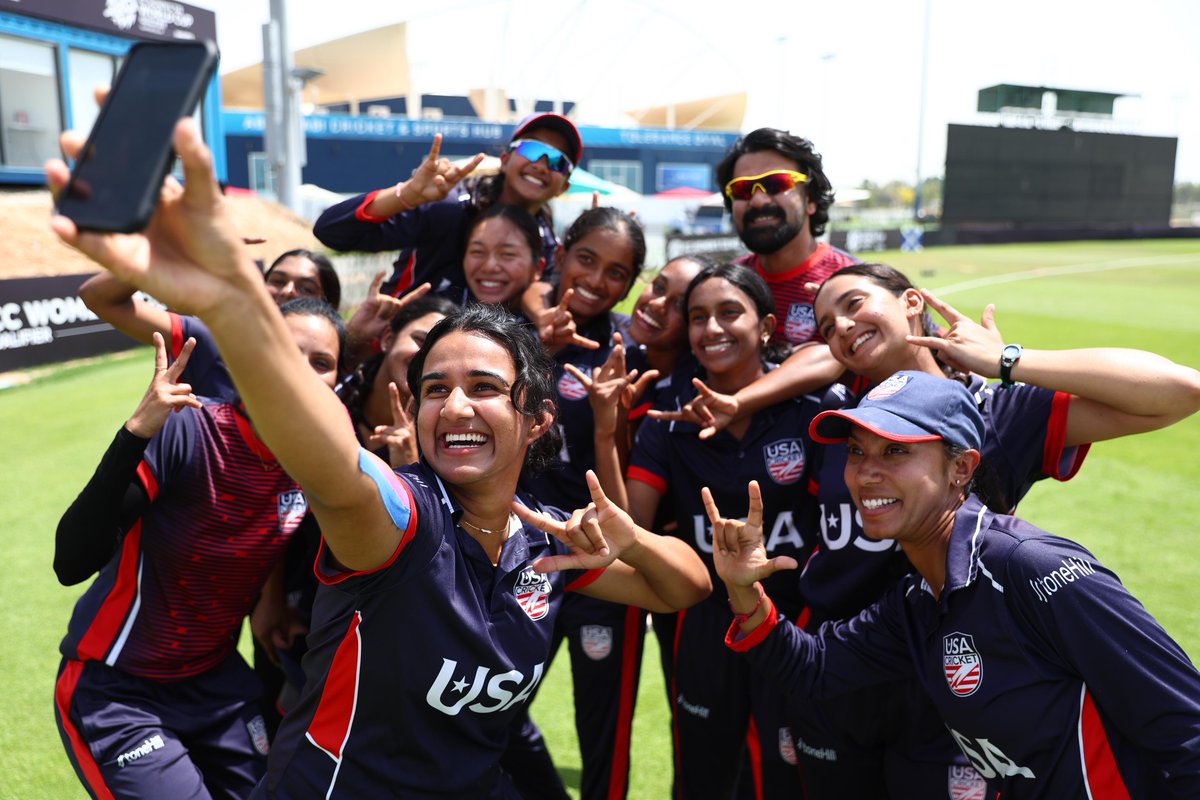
803 375 1089 625
59 402 305 680
262 455 600 799
732 241 857 348
628 373 821 616
730 495 1200 799
167 312 237 401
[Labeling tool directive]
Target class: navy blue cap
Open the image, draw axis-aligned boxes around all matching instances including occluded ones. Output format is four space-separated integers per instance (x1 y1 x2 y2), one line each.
809 371 984 450
511 112 583 164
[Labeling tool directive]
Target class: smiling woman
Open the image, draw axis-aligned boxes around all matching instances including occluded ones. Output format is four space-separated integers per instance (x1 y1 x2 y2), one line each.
711 371 1200 800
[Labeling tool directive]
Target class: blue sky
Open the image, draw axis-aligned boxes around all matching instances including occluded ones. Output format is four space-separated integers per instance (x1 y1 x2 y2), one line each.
202 0 1200 186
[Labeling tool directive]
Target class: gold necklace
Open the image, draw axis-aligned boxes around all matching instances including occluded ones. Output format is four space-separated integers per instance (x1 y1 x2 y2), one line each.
459 513 514 536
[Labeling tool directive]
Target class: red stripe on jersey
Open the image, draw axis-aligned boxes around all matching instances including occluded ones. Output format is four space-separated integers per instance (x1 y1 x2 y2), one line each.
565 567 605 592
606 605 643 799
55 660 117 800
317 465 418 585
627 401 651 421
353 189 389 223
74 521 143 663
744 716 764 800
135 459 158 502
1042 391 1090 481
168 313 184 361
306 611 363 762
232 406 276 465
1078 686 1131 799
627 465 667 495
391 252 416 297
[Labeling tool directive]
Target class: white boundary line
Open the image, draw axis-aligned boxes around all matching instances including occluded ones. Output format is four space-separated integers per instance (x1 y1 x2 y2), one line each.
930 253 1200 297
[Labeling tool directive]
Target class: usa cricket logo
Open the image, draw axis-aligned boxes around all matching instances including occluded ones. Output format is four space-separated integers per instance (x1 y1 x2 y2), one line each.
784 303 816 343
276 490 308 534
557 371 588 401
763 439 806 485
943 632 983 697
580 625 613 660
514 567 552 621
867 372 911 401
948 764 987 800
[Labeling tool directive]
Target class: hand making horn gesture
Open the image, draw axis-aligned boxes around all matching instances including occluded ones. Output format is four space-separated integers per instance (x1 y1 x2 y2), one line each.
395 133 486 208
536 288 601 351
705 481 798 589
563 332 660 435
906 289 1006 378
513 470 640 573
648 377 739 440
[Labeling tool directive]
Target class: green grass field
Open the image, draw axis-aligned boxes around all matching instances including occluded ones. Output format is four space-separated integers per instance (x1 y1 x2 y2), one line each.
3 237 1199 799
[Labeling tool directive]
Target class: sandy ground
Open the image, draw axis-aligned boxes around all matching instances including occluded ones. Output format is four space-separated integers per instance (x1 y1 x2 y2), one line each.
0 189 322 279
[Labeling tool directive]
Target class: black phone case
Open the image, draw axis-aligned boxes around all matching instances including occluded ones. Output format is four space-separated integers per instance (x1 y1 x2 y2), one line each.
56 40 219 233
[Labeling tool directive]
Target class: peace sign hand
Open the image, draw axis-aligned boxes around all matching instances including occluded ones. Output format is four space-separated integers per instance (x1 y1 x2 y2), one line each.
513 470 638 573
647 378 739 439
705 481 797 589
906 289 1005 377
125 332 203 438
366 382 419 467
396 134 485 207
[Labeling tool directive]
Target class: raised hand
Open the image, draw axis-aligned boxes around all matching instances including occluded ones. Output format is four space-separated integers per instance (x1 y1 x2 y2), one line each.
907 289 1004 377
124 332 203 438
647 377 739 440
346 271 432 356
513 470 640 573
366 382 419 467
396 134 485 208
536 288 601 351
706 481 797 589
48 118 254 318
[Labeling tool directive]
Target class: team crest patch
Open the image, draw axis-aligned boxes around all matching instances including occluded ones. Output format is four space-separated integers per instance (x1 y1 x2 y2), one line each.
777 727 797 765
763 439 806 485
246 715 270 755
943 632 983 697
948 764 987 799
276 490 308 534
867 372 911 401
580 625 613 660
515 566 552 621
784 303 816 343
558 371 588 401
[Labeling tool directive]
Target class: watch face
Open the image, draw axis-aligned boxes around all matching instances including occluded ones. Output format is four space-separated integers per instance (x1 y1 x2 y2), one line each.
1002 344 1021 365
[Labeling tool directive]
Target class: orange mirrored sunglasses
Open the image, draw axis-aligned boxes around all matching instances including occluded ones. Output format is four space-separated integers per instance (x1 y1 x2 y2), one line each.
724 169 808 201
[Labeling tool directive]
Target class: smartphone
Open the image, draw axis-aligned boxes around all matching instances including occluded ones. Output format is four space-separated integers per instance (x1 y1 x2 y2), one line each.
55 40 219 233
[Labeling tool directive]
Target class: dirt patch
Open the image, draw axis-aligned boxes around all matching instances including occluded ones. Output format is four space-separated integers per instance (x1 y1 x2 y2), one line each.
0 189 323 279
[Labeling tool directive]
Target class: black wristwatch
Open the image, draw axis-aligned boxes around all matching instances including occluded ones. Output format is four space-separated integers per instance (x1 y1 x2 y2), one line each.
999 343 1023 387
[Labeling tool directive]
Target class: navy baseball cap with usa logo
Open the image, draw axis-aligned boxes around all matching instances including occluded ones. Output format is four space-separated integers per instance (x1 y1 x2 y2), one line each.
809 371 984 451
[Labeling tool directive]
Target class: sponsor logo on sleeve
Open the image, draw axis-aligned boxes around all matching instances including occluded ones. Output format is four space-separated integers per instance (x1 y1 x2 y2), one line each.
1028 556 1097 603
276 490 308 534
514 566 552 621
116 735 165 768
784 303 816 343
580 625 613 660
763 438 806 485
246 715 270 755
943 632 983 697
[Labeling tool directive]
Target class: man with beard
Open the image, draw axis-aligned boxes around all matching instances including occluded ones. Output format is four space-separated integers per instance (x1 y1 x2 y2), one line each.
716 128 857 348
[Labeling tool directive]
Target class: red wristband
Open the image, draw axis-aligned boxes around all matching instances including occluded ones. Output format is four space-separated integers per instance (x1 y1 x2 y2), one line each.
729 582 766 625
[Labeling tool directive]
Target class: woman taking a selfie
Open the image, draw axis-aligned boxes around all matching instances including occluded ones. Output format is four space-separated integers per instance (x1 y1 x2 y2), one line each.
47 119 710 799
709 371 1200 799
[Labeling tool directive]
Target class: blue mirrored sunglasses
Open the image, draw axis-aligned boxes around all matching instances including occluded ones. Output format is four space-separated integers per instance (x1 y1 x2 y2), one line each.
509 139 574 175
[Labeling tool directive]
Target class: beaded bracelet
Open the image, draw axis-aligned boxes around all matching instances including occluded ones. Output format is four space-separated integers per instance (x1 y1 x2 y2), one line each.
729 582 766 625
